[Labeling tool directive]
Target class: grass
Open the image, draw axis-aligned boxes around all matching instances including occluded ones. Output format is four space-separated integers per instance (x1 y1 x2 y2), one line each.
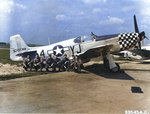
0 49 22 64
0 72 49 81
0 49 47 81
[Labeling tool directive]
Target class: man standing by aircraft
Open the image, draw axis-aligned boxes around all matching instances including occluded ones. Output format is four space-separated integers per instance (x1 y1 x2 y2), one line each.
74 55 82 73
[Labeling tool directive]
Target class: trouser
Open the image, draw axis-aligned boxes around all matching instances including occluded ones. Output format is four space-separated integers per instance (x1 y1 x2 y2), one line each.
34 63 41 71
23 62 33 71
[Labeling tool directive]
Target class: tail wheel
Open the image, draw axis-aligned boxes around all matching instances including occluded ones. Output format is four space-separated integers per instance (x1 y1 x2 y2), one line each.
110 63 120 73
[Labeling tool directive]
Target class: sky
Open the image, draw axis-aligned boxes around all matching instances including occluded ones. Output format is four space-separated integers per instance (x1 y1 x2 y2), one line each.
0 0 150 45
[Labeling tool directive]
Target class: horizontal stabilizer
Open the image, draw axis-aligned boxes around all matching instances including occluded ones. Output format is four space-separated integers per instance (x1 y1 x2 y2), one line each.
16 50 37 60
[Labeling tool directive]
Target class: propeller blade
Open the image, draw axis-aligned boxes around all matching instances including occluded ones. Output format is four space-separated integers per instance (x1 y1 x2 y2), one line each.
145 36 149 40
138 31 146 49
134 15 139 33
138 42 141 49
134 15 148 49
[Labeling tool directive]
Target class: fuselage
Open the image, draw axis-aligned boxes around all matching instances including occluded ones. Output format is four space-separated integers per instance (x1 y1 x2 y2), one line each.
27 33 139 60
10 32 140 62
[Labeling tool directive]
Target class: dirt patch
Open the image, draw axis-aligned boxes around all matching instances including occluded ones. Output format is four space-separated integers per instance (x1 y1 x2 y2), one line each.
0 63 26 75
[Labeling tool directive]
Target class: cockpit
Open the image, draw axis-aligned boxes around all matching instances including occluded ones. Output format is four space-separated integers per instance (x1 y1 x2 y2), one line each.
74 35 92 43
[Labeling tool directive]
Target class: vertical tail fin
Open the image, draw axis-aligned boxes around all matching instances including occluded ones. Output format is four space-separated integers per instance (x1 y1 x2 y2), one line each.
10 34 29 61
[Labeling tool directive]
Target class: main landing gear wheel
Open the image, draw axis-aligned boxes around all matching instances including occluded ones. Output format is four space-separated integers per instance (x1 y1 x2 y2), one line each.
110 63 120 73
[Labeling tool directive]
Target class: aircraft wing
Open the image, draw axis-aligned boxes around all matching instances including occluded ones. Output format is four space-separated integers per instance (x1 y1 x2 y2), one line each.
130 49 150 60
77 44 113 59
114 49 150 60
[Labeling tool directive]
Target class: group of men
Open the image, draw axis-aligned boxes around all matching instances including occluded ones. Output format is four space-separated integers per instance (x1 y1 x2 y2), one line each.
23 54 82 72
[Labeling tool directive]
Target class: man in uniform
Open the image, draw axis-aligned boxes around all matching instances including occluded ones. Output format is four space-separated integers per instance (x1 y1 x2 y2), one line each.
73 55 82 72
33 54 41 71
40 55 47 71
23 55 32 71
59 54 69 71
45 54 54 71
69 55 75 71
52 55 60 72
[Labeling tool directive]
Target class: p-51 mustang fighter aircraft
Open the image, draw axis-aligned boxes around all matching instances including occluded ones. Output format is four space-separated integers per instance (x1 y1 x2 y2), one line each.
10 15 146 72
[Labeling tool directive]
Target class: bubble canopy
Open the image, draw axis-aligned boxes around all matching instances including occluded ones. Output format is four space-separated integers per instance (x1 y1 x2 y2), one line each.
74 34 92 43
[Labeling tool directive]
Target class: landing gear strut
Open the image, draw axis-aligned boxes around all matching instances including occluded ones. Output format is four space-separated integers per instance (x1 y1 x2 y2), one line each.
103 52 120 73
103 57 109 68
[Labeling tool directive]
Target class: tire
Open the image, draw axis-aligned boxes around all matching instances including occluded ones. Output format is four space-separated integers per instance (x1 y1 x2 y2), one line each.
110 63 120 73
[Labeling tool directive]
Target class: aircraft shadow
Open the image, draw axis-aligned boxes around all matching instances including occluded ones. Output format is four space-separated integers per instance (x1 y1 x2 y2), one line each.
84 63 135 80
137 61 150 64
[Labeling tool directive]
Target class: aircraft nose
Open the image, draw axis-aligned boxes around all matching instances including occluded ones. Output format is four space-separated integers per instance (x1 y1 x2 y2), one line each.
139 31 145 41
139 31 149 41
